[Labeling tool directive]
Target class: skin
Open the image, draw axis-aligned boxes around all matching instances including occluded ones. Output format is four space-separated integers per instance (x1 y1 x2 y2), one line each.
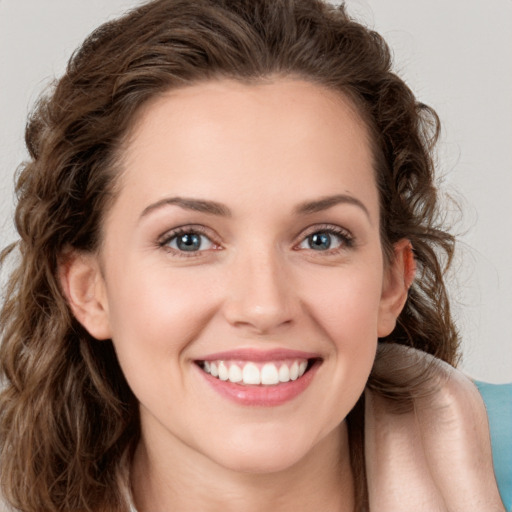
366 344 505 511
62 79 412 511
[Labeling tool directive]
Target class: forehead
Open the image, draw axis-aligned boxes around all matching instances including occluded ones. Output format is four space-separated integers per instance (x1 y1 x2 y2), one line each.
124 78 371 156
116 78 378 218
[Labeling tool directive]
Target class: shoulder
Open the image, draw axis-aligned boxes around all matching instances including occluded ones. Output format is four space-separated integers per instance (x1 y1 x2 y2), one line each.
475 380 512 512
370 342 491 421
365 343 506 511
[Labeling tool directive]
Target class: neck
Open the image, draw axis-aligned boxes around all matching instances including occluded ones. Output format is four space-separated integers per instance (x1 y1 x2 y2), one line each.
131 423 354 512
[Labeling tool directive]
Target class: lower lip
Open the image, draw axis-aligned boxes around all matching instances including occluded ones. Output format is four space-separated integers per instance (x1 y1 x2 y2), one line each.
196 361 320 407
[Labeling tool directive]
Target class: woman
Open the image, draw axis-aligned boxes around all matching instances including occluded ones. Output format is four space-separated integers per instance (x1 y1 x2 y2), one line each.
0 0 506 510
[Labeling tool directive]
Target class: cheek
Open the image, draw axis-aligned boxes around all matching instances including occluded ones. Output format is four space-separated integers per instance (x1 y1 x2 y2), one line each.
104 264 218 365
102 266 222 423
299 264 384 342
297 264 382 396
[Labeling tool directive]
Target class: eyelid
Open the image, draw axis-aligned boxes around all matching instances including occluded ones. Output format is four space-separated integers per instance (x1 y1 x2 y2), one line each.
296 223 353 240
156 223 354 257
157 224 222 256
294 223 355 251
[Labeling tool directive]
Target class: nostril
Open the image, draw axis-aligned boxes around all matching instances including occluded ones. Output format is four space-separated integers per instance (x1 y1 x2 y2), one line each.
222 264 298 332
226 307 296 334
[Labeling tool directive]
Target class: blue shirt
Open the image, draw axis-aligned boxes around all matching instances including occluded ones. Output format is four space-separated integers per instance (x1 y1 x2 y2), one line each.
475 381 512 511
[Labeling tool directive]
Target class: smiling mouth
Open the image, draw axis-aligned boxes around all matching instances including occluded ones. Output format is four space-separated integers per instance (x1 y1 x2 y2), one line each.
196 358 319 386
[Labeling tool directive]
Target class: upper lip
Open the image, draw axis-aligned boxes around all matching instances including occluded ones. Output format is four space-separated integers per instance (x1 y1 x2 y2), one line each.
196 348 322 362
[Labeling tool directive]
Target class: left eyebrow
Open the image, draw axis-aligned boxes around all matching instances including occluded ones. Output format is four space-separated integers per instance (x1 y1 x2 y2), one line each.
294 194 371 220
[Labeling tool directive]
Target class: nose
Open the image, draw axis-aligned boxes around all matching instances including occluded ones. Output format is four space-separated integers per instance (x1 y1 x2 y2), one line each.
222 248 299 335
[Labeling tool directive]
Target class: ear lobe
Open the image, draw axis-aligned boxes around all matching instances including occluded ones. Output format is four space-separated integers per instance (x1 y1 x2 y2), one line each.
59 250 112 340
377 239 416 337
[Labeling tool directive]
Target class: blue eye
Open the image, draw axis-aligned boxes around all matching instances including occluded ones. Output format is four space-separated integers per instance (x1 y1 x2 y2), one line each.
308 232 333 250
163 231 215 252
298 228 352 252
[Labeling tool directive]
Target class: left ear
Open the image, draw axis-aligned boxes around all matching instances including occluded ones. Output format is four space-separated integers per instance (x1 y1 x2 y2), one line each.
377 239 416 337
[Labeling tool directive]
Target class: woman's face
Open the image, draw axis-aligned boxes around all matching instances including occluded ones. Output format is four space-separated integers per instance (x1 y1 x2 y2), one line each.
77 79 408 473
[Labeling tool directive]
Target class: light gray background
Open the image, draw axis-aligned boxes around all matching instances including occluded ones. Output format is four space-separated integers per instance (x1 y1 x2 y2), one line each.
1 1 510 382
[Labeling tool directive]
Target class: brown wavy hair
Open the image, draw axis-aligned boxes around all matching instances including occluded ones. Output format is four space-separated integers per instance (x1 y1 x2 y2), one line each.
0 0 458 510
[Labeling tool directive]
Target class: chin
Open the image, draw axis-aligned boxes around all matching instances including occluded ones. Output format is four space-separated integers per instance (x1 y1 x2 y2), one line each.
213 446 309 475
202 424 327 475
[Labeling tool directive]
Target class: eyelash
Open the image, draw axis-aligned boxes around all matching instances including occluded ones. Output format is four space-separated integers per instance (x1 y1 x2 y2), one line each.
157 224 355 258
295 224 354 254
157 225 220 258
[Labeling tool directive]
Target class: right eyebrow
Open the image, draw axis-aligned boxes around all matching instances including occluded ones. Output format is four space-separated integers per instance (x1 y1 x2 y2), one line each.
139 196 232 220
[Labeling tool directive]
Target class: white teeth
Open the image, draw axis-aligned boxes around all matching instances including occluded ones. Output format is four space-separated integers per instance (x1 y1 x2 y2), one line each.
261 363 279 385
218 361 229 381
278 364 290 382
228 364 242 383
201 358 312 386
290 361 299 381
242 363 261 385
